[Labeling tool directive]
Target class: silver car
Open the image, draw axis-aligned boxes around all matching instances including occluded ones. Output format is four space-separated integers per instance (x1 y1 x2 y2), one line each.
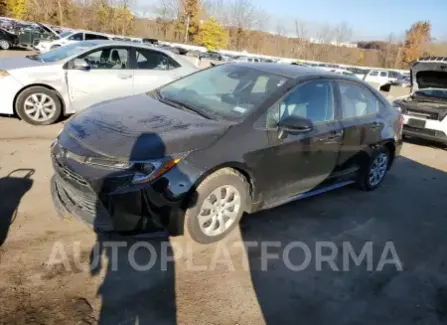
0 40 198 125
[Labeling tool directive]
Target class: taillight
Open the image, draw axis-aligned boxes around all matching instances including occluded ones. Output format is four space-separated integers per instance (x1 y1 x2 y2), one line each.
399 114 404 125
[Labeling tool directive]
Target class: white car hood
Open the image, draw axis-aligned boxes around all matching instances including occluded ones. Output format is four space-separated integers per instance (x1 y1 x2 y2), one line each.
0 56 47 71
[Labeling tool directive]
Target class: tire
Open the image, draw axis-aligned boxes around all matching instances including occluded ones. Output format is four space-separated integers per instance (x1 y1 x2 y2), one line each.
184 168 250 244
356 146 390 191
16 86 62 125
0 40 10 50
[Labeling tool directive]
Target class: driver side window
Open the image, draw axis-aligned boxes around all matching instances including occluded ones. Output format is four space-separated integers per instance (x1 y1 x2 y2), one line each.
68 33 83 41
77 47 129 69
266 80 334 128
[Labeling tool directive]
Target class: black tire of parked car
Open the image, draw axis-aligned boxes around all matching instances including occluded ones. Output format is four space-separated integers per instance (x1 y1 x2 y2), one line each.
356 146 390 191
16 86 62 125
0 40 10 50
184 168 250 244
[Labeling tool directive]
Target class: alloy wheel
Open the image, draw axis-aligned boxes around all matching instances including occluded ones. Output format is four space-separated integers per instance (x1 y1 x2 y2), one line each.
23 93 57 122
198 185 241 237
0 40 10 50
368 153 388 187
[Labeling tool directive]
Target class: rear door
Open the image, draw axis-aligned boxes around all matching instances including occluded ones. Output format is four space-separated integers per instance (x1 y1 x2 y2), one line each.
335 80 384 170
66 45 134 111
256 79 343 202
130 47 183 94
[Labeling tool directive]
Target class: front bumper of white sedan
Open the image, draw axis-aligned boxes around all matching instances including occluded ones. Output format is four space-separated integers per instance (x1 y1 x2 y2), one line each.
0 74 24 115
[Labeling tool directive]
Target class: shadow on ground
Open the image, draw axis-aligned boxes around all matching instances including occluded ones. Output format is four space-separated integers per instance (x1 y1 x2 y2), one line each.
0 169 34 247
241 156 447 325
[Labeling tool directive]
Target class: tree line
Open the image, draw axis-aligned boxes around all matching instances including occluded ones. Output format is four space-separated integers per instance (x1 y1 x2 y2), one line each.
1 0 444 69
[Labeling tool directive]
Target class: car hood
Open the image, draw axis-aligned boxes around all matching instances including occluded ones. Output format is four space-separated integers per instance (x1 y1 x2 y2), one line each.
60 94 233 160
0 56 47 71
411 61 447 92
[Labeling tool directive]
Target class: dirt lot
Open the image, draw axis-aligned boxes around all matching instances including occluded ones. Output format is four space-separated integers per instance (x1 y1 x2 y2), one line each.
1 49 447 325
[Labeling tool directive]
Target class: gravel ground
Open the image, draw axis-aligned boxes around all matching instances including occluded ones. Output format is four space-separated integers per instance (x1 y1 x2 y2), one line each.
1 49 447 325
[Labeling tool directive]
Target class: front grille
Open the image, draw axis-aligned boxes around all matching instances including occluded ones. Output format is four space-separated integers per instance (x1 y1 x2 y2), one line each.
53 157 88 186
406 109 438 120
55 175 99 215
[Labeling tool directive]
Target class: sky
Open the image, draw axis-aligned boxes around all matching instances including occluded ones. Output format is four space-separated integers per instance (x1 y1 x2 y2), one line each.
139 0 447 41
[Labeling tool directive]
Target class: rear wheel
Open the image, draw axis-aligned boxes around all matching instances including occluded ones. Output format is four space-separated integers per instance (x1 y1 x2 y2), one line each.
184 168 249 244
16 86 62 125
0 40 10 50
357 146 390 191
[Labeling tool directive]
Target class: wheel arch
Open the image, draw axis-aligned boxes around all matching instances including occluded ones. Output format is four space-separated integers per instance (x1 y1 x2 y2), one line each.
186 161 258 212
13 83 66 117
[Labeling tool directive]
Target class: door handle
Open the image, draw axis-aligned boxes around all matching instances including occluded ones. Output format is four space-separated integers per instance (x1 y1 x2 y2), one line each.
318 130 343 142
117 74 132 80
370 121 381 129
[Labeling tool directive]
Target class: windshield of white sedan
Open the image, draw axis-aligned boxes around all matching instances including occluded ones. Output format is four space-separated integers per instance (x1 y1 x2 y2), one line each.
157 65 288 121
33 42 97 63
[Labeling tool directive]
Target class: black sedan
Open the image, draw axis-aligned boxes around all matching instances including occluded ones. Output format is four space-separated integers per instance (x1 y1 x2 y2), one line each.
50 63 403 243
0 28 19 50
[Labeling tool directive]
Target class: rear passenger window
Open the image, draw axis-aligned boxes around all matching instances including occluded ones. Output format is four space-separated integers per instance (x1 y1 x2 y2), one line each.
380 71 387 77
135 48 179 70
338 82 379 118
369 71 378 76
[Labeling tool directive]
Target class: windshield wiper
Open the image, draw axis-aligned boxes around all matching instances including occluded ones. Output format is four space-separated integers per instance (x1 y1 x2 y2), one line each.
158 95 212 120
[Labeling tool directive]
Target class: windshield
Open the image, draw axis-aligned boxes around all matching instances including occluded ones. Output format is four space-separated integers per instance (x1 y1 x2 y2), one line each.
33 42 97 63
59 31 73 38
414 89 447 100
157 65 289 121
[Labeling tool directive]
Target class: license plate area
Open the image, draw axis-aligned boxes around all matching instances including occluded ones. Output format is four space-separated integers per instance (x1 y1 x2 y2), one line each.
407 118 426 128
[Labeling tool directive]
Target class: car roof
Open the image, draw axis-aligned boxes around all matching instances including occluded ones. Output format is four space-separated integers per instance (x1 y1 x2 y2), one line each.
79 40 175 56
231 62 356 81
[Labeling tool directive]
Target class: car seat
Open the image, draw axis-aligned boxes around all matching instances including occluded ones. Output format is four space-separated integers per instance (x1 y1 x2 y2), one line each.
343 86 368 117
111 50 122 68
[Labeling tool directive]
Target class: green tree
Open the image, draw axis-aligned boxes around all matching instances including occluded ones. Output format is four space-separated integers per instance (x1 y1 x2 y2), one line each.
195 16 228 51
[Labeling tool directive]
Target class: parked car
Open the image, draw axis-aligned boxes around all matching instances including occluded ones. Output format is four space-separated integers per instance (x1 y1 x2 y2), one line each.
50 63 403 244
346 67 370 79
328 68 358 78
34 30 111 52
0 27 19 50
0 40 198 125
363 69 401 85
394 57 447 144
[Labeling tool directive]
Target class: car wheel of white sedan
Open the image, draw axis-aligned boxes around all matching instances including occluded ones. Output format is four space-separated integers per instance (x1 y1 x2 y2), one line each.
16 86 62 125
0 40 10 50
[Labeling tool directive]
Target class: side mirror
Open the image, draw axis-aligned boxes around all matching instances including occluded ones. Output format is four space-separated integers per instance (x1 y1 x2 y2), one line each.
73 58 90 71
278 115 313 136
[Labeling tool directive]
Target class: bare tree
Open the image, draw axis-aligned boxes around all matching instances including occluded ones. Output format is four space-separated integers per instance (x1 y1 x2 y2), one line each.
228 0 256 49
151 0 179 39
333 21 352 44
294 20 310 58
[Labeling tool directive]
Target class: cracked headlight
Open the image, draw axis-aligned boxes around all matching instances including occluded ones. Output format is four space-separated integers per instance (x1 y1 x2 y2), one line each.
131 153 189 185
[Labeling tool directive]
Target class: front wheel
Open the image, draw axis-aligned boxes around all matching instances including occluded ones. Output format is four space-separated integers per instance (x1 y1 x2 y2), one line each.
357 146 390 191
184 168 249 244
0 40 10 50
16 86 62 125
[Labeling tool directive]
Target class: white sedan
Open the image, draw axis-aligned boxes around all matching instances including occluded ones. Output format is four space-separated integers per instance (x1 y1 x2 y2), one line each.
0 40 198 125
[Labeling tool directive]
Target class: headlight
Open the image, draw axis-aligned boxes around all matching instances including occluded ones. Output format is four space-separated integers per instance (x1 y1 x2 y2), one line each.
0 70 9 77
131 153 188 185
84 156 132 169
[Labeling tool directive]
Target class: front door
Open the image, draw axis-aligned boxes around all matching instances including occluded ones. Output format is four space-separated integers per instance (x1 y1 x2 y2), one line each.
259 80 343 203
66 46 134 112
